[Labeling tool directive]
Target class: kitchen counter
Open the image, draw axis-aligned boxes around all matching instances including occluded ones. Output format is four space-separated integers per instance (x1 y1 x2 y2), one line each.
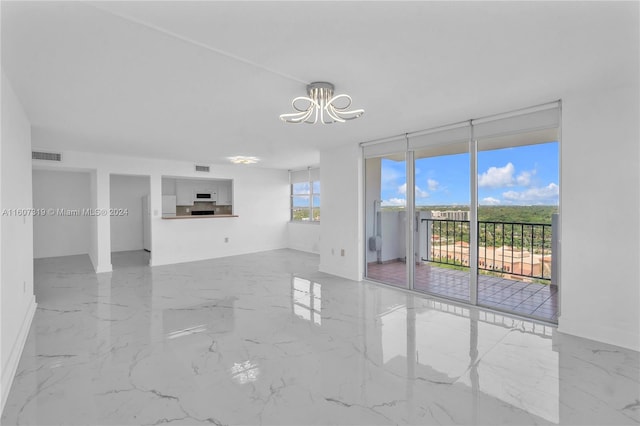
162 214 238 219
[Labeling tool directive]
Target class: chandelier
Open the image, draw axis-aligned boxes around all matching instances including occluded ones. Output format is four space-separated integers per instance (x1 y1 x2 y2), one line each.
279 82 364 124
228 156 259 164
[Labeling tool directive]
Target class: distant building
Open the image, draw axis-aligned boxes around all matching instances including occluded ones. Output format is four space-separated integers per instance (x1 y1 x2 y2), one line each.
430 210 469 221
430 243 551 280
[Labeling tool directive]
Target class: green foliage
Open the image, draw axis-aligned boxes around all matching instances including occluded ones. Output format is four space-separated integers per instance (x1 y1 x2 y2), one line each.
292 207 320 221
478 205 557 224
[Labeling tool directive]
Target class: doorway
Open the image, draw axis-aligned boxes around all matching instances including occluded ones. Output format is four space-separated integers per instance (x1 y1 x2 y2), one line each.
109 174 151 268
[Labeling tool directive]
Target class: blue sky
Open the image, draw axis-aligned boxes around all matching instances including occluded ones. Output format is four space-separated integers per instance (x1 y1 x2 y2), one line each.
381 142 559 207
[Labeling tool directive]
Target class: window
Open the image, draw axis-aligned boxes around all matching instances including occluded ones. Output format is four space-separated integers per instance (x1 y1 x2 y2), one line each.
290 168 320 222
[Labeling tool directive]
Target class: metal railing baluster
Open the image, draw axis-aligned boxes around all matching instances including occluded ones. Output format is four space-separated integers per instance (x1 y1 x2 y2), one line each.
420 218 552 281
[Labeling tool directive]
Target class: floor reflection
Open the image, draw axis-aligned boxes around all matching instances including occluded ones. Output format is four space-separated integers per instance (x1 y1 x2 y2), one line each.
292 277 321 325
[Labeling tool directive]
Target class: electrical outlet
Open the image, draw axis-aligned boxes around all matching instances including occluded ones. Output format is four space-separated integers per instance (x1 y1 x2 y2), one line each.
341 249 345 257
224 237 229 243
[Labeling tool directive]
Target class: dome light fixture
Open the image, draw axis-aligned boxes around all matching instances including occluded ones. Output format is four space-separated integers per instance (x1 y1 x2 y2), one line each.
280 82 364 124
228 156 259 165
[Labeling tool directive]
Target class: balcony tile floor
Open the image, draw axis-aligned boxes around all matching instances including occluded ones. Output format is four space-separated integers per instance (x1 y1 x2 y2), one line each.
367 261 558 322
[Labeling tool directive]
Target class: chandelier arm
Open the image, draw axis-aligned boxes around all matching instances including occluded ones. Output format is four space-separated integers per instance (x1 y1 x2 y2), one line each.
291 96 317 113
335 108 365 120
328 94 353 111
325 104 345 123
321 111 336 124
304 108 317 124
280 108 314 123
297 108 315 124
310 102 319 124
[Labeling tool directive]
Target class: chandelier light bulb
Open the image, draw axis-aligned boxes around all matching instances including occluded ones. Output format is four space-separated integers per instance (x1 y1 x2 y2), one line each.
280 82 364 124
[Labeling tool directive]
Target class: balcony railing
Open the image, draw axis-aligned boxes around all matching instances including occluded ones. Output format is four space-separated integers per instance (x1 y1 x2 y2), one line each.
422 219 553 281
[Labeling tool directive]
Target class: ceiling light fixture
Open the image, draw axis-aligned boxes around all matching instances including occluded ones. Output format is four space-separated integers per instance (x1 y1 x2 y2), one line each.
280 82 364 124
228 156 259 165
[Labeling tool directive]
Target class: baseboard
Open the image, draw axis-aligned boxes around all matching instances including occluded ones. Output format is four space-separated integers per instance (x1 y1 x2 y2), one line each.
558 316 640 352
1 295 37 415
89 250 112 273
318 264 361 282
287 245 320 255
94 263 112 274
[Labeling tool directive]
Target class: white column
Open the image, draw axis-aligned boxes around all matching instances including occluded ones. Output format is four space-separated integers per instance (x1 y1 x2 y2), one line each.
149 174 162 266
94 169 112 273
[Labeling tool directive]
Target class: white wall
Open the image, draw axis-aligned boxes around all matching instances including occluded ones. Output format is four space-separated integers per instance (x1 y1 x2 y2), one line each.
1 71 36 414
380 211 406 262
319 143 363 281
31 150 290 268
161 177 176 196
32 170 91 258
365 157 381 264
110 174 149 252
558 82 640 351
287 222 320 254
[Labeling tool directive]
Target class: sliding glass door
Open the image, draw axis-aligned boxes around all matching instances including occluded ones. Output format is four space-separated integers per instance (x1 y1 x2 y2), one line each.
363 102 561 323
474 107 560 322
413 139 471 302
364 151 408 289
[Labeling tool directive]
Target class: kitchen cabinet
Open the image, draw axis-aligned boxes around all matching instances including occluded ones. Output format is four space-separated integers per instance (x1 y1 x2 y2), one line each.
194 182 217 201
218 182 232 205
167 177 232 206
176 180 193 206
162 195 177 216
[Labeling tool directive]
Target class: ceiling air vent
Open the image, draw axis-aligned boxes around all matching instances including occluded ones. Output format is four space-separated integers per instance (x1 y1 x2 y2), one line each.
195 165 210 173
32 151 62 161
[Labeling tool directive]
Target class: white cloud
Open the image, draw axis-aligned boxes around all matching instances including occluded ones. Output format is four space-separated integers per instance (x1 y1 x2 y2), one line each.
516 170 535 186
478 163 515 188
381 198 406 207
502 183 559 203
480 197 501 205
380 164 402 190
398 183 429 198
427 178 439 191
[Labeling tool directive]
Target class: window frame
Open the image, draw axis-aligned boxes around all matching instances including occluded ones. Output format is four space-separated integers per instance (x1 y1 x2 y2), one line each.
290 168 320 223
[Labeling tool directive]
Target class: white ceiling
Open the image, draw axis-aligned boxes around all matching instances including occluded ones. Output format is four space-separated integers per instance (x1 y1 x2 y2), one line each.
2 1 637 169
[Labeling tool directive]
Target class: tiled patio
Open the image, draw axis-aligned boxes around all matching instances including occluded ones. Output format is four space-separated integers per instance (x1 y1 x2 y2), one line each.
367 261 558 322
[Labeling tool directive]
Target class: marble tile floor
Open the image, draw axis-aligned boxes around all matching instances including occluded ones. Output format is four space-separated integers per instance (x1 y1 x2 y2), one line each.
2 249 639 425
111 250 150 270
367 261 559 322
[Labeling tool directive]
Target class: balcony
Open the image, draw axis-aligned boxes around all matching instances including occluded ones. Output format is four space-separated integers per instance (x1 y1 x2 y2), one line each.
366 216 558 322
